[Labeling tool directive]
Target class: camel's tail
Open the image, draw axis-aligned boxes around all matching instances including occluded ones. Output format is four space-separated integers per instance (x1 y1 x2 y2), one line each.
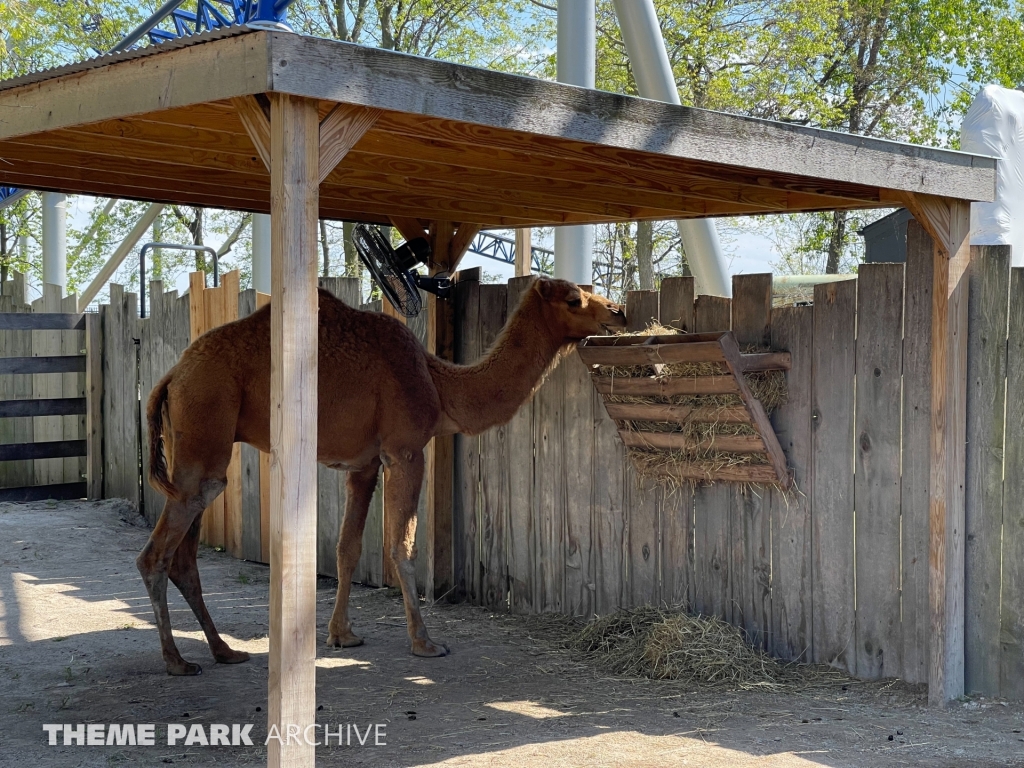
146 372 178 500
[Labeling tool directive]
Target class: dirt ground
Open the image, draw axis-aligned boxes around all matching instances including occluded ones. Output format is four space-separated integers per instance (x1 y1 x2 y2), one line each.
1 499 1024 767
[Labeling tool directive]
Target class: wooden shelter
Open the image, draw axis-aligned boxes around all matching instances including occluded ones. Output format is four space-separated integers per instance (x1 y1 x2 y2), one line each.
0 25 995 765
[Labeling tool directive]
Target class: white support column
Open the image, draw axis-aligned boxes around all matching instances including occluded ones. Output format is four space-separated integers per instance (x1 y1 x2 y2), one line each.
252 212 272 294
41 192 67 291
612 0 731 297
555 0 595 285
268 93 319 768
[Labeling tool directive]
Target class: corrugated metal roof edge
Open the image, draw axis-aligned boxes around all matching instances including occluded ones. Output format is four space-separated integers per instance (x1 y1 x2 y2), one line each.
0 25 263 93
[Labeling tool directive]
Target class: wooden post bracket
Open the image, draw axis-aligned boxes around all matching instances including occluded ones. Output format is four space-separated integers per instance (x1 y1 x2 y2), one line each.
231 95 381 182
578 331 793 487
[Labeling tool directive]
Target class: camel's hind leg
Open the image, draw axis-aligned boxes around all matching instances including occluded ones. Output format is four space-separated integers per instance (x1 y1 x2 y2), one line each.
169 513 250 665
327 459 381 647
384 449 448 657
136 482 222 675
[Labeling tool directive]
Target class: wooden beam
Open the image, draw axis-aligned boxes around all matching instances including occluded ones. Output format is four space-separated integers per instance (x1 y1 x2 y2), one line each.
231 95 271 171
0 32 269 141
267 92 319 767
913 200 970 706
268 32 994 202
388 216 429 244
317 103 382 183
449 224 482 272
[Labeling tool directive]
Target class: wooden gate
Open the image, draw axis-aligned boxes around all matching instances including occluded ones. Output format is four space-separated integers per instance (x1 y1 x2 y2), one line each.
0 280 102 502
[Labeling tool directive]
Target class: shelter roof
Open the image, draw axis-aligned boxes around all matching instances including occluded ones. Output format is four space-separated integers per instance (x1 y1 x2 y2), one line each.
0 29 996 228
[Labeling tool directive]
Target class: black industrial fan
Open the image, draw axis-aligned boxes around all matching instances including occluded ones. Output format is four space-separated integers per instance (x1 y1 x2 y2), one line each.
352 223 451 318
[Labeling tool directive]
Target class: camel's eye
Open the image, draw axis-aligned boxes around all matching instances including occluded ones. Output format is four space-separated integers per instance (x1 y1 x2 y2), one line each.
566 297 582 308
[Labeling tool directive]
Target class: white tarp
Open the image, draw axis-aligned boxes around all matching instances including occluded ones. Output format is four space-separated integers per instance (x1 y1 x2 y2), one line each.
961 85 1024 264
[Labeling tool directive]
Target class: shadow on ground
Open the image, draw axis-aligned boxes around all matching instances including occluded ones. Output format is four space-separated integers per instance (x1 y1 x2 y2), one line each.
1 498 1022 768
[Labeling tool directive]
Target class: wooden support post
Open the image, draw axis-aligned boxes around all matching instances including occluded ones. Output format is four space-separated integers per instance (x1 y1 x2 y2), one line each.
515 228 532 276
267 92 320 768
903 193 970 706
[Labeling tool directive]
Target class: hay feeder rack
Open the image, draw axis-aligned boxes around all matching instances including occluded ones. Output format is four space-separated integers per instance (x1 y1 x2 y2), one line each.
577 331 793 488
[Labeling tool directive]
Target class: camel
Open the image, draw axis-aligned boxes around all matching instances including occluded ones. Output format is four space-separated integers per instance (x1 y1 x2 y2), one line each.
138 276 626 674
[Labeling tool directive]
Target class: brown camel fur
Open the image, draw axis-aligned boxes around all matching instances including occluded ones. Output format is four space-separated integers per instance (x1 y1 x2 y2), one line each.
138 277 626 674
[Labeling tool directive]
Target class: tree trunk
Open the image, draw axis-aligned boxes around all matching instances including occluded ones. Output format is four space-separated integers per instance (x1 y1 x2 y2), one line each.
1 221 7 286
343 221 359 277
320 220 330 277
637 220 654 290
190 208 205 272
825 209 848 274
152 213 163 281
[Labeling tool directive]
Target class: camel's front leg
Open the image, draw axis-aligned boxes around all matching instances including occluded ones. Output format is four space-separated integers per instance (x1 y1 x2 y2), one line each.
327 459 381 647
384 449 448 657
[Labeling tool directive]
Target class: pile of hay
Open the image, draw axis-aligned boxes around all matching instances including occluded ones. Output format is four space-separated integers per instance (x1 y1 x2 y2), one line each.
548 606 850 692
568 607 783 689
601 324 788 482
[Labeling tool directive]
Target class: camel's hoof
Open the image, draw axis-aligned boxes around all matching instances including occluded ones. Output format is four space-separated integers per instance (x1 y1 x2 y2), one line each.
411 640 450 658
326 632 364 648
214 648 250 665
166 659 203 676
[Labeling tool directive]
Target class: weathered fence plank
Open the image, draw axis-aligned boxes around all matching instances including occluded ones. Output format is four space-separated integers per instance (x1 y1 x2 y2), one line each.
534 343 566 613
729 275 772 645
477 283 509 608
592 382 627 614
964 244 1011 695
770 305 813 661
563 347 595 617
810 278 856 670
237 288 263 563
33 285 64 487
85 312 103 500
506 276 537 612
854 263 905 679
659 276 695 332
356 299 384 587
452 269 481 601
625 290 659 332
101 285 140 507
1000 267 1024 699
628 477 660 611
693 294 732 621
901 221 934 684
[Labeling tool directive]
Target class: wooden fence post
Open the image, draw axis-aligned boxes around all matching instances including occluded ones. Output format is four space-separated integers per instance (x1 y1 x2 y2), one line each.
85 313 103 500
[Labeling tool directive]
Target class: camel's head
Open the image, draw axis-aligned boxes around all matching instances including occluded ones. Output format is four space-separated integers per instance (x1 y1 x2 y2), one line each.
532 277 627 340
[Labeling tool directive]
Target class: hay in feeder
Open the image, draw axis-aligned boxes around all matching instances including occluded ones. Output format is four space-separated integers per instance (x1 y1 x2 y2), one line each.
568 607 785 689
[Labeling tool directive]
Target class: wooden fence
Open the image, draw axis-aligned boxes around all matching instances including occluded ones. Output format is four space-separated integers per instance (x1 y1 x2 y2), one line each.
0 274 100 501
83 229 1024 696
448 227 1022 697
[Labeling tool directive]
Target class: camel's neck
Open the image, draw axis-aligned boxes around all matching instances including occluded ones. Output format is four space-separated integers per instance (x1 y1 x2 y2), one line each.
429 292 569 436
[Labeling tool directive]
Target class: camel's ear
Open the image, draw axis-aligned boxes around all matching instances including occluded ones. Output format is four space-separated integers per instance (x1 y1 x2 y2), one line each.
534 278 557 301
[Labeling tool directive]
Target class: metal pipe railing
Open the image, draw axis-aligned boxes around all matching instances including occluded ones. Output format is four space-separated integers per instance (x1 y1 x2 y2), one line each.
139 242 218 318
